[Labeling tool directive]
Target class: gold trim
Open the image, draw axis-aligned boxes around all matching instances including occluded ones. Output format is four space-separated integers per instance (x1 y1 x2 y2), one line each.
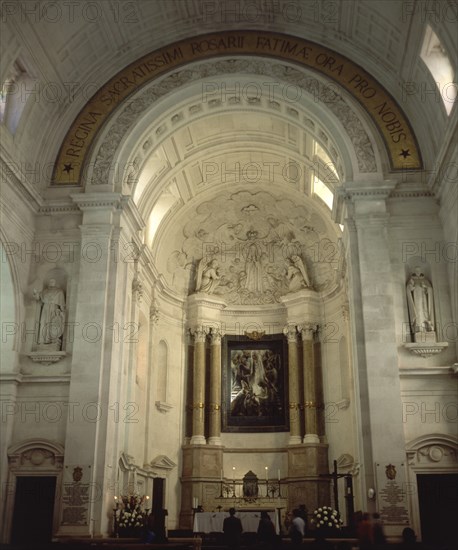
245 330 265 341
52 31 422 186
191 402 205 409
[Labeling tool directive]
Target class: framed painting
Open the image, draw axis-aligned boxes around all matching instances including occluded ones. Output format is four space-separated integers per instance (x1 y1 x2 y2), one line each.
221 334 289 432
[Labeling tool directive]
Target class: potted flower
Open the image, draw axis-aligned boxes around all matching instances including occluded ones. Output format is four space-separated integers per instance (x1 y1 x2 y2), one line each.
311 506 343 537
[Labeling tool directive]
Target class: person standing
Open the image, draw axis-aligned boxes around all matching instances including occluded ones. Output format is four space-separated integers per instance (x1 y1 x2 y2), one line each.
371 513 386 545
357 513 373 550
257 511 277 550
223 508 243 549
289 508 305 547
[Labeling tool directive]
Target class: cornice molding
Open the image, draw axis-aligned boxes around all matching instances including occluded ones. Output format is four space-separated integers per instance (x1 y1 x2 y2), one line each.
70 192 122 210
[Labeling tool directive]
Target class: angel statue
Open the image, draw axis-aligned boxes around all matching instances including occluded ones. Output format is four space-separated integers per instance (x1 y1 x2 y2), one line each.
406 267 435 338
286 254 312 292
195 258 220 294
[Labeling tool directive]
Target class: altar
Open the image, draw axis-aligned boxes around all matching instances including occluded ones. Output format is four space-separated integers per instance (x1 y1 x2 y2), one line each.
193 511 280 534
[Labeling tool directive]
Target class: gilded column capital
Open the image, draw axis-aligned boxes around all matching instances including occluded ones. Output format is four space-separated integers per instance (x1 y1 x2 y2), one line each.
283 324 298 343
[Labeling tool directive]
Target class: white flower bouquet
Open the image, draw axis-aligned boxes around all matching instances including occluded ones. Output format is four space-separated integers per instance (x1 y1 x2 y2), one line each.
118 494 147 532
310 506 343 531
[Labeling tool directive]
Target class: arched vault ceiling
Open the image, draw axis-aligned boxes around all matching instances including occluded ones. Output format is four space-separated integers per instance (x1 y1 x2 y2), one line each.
2 0 456 193
86 62 382 213
54 33 422 186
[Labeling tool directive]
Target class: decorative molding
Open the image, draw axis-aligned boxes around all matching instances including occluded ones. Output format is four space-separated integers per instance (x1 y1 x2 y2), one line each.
406 434 458 466
70 193 122 210
399 366 456 377
336 453 355 470
132 273 144 303
150 302 160 324
8 438 65 472
403 342 448 358
27 351 66 365
149 455 177 471
38 203 80 214
336 399 350 410
155 401 173 413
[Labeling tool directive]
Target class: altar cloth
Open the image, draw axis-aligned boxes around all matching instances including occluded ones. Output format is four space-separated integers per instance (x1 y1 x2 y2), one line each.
193 511 279 534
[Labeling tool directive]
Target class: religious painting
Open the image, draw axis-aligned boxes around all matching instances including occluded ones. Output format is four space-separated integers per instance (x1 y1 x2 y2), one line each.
221 334 288 432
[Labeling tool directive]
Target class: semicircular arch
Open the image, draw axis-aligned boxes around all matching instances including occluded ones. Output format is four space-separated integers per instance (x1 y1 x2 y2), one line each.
52 31 422 187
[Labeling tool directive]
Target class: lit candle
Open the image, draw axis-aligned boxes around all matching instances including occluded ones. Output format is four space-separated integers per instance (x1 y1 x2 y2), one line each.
265 466 268 481
114 495 118 502
232 466 235 480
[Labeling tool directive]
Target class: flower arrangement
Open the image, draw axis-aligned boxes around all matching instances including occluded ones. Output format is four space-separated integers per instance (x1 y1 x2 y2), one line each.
311 506 343 531
117 494 147 534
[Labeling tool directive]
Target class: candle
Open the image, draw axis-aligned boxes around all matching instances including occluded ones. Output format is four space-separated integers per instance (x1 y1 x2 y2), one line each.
265 466 268 481
220 469 223 481
232 467 235 480
278 469 281 481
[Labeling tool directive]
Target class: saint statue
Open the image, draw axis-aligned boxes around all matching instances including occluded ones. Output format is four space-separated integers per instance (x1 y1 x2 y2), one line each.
406 267 435 338
195 258 220 294
286 255 312 291
33 278 66 350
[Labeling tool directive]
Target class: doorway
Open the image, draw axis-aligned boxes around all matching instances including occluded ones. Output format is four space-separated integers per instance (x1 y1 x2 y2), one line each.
417 473 457 547
10 476 57 544
152 477 167 541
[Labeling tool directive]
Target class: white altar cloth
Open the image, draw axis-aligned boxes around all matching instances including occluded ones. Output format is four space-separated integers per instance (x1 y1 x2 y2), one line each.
193 511 279 534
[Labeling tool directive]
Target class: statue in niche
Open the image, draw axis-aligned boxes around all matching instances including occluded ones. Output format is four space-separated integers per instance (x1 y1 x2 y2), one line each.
195 258 220 294
33 278 66 350
286 255 312 291
406 267 435 341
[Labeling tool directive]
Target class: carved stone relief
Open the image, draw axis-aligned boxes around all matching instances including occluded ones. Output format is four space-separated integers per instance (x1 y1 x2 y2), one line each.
165 190 339 304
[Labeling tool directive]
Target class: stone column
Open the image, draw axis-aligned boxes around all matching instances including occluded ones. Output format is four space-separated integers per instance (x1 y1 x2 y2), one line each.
300 323 320 443
334 181 410 528
190 326 208 445
283 324 302 444
58 193 127 537
208 328 223 445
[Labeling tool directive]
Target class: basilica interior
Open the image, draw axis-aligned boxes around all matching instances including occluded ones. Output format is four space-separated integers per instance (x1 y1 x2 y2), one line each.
0 1 457 547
